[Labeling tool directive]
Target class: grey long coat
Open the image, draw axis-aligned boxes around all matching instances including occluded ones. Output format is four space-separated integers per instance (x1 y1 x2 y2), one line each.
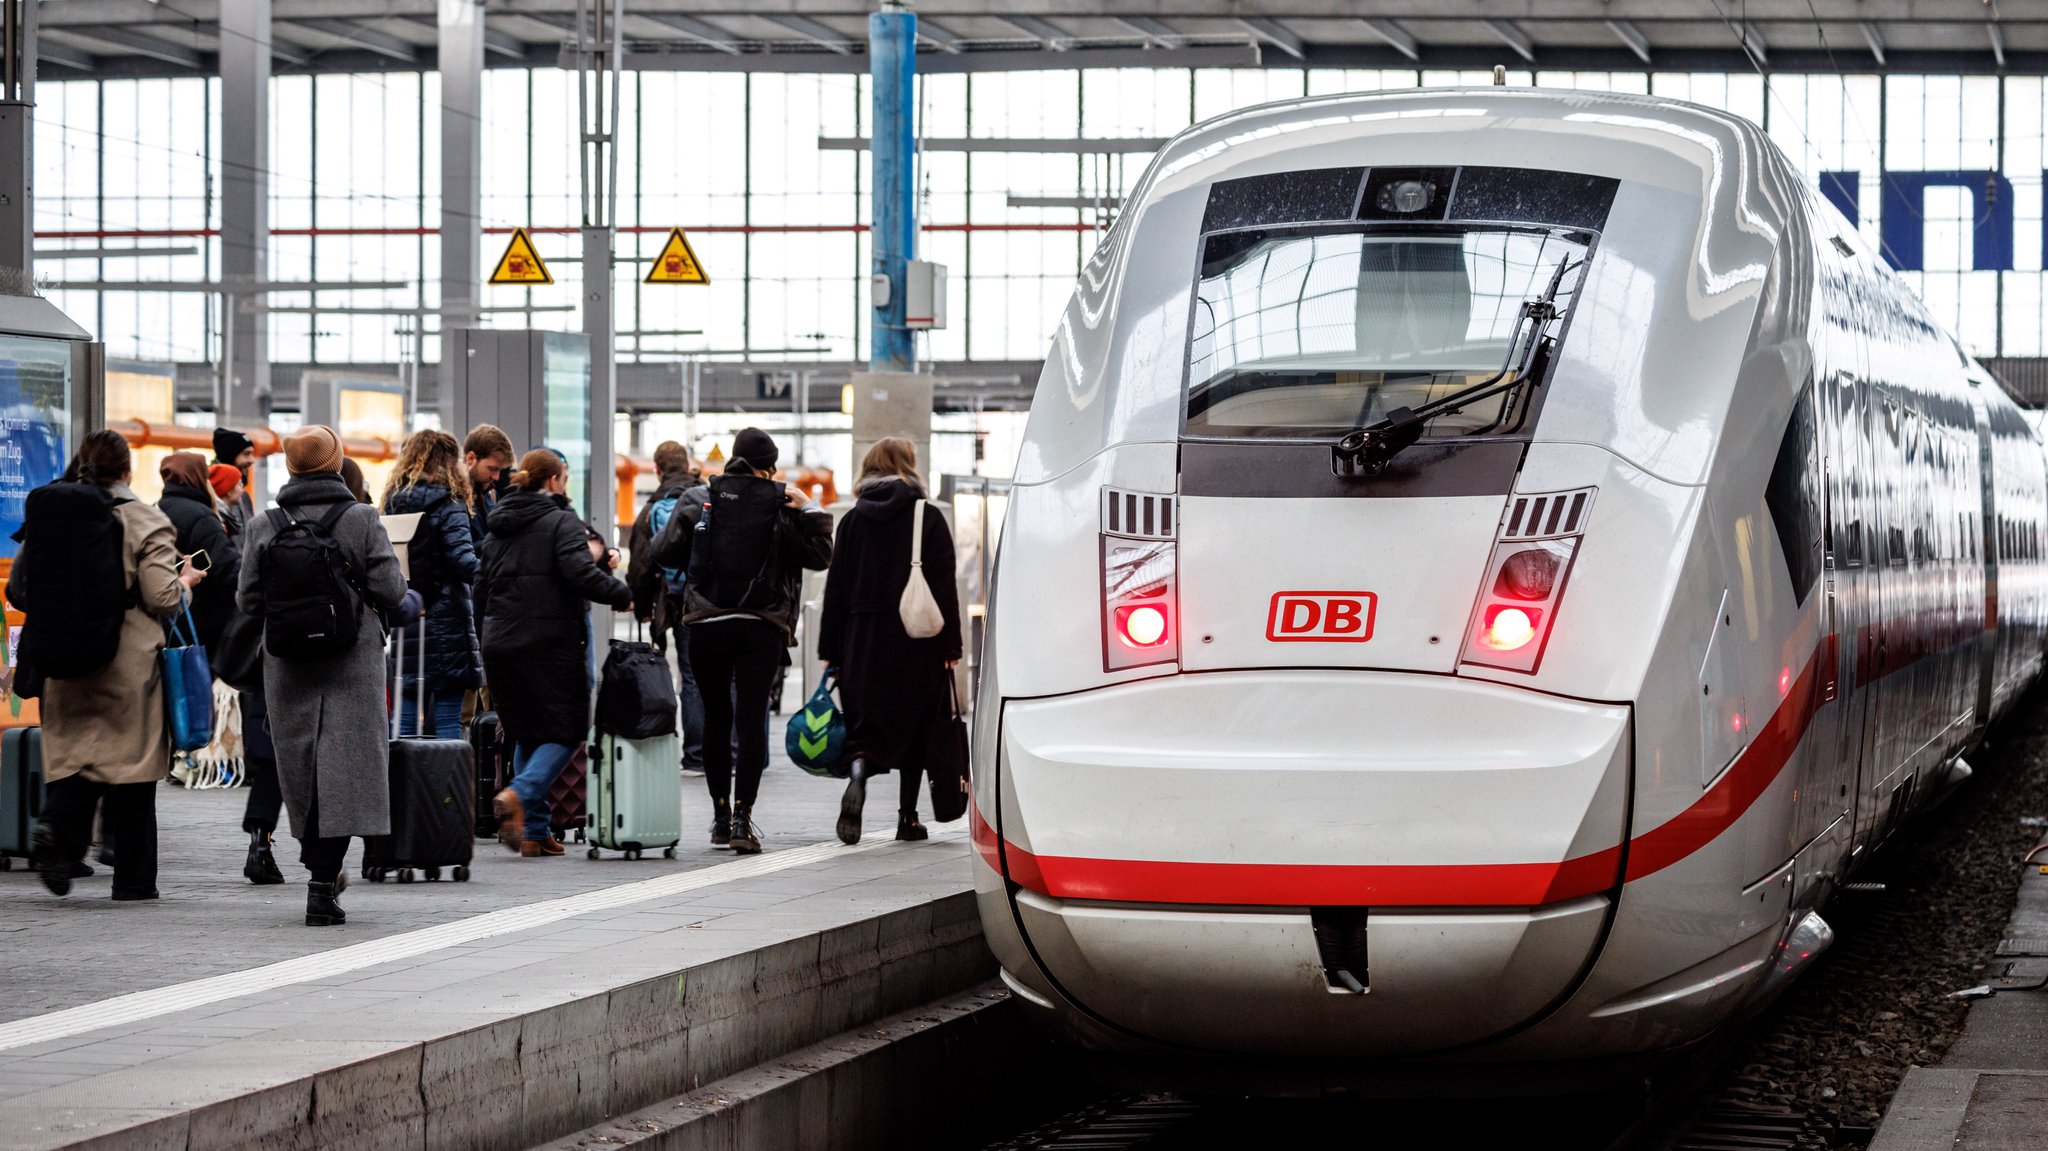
235 472 407 840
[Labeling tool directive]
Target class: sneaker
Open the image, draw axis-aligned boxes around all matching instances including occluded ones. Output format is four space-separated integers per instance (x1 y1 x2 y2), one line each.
492 789 524 852
32 822 70 896
730 805 762 855
836 758 869 846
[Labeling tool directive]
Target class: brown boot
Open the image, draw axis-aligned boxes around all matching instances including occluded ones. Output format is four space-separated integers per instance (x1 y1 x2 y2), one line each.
492 789 524 852
520 838 564 858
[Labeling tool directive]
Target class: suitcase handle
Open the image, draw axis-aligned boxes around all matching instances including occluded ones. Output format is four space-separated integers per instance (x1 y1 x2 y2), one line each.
390 623 430 739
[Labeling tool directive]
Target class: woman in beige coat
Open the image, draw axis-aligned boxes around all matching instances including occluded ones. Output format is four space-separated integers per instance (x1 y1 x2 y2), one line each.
14 430 202 900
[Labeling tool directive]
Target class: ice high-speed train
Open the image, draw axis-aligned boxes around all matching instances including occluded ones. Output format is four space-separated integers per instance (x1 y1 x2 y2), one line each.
969 88 2048 1090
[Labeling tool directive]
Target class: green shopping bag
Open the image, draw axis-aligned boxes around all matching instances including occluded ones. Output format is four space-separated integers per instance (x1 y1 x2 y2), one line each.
785 670 848 778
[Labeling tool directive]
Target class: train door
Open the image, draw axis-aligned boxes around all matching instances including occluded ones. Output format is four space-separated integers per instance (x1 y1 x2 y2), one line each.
1814 371 1862 845
1846 383 1895 855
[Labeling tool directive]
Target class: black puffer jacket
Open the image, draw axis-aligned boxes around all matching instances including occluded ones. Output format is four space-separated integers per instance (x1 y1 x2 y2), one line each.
156 482 241 649
383 481 483 691
648 472 833 641
477 489 633 745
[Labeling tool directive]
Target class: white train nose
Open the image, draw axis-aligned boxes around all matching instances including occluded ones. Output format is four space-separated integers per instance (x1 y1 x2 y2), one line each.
990 670 1630 1057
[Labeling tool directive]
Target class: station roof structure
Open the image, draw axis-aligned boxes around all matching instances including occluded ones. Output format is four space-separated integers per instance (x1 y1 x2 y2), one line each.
33 0 2044 82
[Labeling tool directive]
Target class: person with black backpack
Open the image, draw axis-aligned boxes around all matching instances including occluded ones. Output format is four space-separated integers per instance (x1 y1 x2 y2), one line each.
235 426 408 926
478 448 635 857
14 430 204 901
626 440 706 775
649 428 832 854
381 430 483 740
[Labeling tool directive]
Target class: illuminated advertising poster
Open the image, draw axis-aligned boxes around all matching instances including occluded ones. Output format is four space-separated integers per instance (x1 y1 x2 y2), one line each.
0 337 72 556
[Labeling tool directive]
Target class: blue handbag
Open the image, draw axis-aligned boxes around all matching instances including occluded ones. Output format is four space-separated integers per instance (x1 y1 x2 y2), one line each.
785 670 848 779
161 598 214 753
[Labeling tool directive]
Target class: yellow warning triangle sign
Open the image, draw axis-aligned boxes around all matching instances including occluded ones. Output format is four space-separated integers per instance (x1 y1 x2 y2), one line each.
644 228 710 285
488 228 553 285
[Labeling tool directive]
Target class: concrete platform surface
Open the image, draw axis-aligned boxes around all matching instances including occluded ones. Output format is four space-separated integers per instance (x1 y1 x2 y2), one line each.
0 755 985 1150
1868 842 2048 1151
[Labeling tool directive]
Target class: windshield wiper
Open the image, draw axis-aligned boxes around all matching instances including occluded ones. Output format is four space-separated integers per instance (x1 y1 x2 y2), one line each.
1331 258 1578 477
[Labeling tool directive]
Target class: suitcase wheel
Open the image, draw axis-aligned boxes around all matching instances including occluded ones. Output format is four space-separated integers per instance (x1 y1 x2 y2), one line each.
586 847 599 860
0 856 10 871
425 867 441 882
453 866 470 882
365 866 386 883
664 847 676 859
624 849 638 861
397 868 415 884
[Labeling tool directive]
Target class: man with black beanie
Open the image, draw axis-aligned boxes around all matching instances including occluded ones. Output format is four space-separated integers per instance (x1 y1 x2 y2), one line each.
212 428 257 536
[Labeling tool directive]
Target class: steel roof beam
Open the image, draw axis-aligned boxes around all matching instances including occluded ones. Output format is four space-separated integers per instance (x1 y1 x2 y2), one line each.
292 18 418 63
33 38 97 71
1239 17 1304 60
1116 16 1180 48
1487 19 1535 64
1607 19 1650 65
1740 22 1769 66
999 15 1068 50
757 13 851 53
1359 18 1418 62
1989 21 2006 69
640 13 741 54
1858 21 1885 66
59 24 201 69
918 17 963 53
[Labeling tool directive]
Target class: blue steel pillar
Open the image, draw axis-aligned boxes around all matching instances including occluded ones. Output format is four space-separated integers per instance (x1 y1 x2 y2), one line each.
869 4 917 372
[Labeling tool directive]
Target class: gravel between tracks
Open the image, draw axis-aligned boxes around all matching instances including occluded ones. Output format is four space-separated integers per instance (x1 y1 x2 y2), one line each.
1706 690 2048 1149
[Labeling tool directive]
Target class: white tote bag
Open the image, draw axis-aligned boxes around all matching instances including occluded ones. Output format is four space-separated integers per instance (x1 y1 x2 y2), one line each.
898 499 945 639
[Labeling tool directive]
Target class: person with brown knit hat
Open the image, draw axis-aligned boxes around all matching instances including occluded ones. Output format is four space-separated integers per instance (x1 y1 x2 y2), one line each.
236 425 408 926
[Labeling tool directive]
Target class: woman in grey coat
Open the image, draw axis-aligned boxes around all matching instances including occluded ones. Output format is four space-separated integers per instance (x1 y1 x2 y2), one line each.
236 426 408 926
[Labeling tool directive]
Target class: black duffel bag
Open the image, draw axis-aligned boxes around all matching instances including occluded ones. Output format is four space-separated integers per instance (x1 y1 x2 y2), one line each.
595 636 678 739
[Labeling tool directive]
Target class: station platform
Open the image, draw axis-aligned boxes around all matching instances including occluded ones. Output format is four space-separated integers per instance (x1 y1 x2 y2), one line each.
1869 836 2048 1151
0 758 985 1150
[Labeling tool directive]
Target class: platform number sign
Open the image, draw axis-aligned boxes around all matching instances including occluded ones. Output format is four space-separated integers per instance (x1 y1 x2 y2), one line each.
488 228 553 285
644 228 710 285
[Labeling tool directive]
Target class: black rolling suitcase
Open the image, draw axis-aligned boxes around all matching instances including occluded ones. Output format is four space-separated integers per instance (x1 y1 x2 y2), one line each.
364 625 475 884
0 727 42 870
470 708 509 839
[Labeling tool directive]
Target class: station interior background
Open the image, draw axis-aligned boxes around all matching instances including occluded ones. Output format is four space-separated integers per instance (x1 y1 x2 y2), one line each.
29 65 2048 499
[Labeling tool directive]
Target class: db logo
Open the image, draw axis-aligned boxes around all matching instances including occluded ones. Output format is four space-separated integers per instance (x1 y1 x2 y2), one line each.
1266 591 1376 643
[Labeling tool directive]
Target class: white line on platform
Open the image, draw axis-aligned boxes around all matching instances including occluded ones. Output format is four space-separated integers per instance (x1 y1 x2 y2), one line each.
0 825 965 1055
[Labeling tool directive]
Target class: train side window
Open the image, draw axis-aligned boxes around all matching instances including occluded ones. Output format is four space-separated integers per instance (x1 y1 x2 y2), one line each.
1843 518 1863 567
1888 526 1908 567
1765 389 1823 600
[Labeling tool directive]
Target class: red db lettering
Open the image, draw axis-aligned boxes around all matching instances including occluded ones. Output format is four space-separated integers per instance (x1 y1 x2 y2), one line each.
1265 591 1376 643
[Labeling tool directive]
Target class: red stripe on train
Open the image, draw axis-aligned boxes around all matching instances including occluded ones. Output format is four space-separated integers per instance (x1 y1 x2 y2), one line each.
977 648 1833 907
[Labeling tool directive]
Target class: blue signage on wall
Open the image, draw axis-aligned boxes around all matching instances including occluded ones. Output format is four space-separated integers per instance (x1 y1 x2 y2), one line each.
1820 169 2018 272
0 346 71 555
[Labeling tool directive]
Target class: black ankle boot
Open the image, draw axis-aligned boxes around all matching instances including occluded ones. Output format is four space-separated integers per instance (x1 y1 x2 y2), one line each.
244 830 286 885
730 804 762 855
306 880 346 927
896 809 928 842
31 821 70 897
836 758 869 845
710 797 732 846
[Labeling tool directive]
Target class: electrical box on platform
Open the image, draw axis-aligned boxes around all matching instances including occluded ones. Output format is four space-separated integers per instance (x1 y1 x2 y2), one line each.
905 260 948 330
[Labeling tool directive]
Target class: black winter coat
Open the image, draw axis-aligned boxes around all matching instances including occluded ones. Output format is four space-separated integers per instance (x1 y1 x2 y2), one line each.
384 481 484 691
648 472 833 641
817 477 963 775
156 482 241 649
477 489 633 746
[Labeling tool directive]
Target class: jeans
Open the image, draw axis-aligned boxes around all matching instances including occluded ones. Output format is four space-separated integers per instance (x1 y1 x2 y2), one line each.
690 619 784 808
398 683 465 740
509 742 576 841
665 614 706 771
40 775 158 896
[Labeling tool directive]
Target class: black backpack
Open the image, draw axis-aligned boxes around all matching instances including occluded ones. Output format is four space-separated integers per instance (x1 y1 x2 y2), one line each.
260 503 365 660
687 474 786 611
595 638 679 738
11 482 134 680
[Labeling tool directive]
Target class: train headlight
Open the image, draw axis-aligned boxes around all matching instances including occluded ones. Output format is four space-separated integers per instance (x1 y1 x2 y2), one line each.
1461 487 1596 675
1101 488 1179 672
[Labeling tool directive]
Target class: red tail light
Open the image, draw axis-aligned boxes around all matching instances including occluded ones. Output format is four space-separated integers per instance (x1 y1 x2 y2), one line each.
1462 487 1595 674
1101 488 1178 672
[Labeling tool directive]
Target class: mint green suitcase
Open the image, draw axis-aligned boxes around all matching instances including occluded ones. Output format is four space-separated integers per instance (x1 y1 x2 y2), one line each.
588 730 682 859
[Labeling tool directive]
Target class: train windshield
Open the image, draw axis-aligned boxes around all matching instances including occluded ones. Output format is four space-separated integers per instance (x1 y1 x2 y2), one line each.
1185 227 1590 439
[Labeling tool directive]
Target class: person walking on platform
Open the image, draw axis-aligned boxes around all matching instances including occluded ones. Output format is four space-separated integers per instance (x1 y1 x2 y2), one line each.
236 426 408 926
212 427 256 537
382 431 483 740
17 430 204 900
478 449 633 857
818 438 964 844
650 428 832 854
627 440 708 776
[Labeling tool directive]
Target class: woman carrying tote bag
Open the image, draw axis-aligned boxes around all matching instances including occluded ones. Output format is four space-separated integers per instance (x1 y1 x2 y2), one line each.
817 437 963 845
